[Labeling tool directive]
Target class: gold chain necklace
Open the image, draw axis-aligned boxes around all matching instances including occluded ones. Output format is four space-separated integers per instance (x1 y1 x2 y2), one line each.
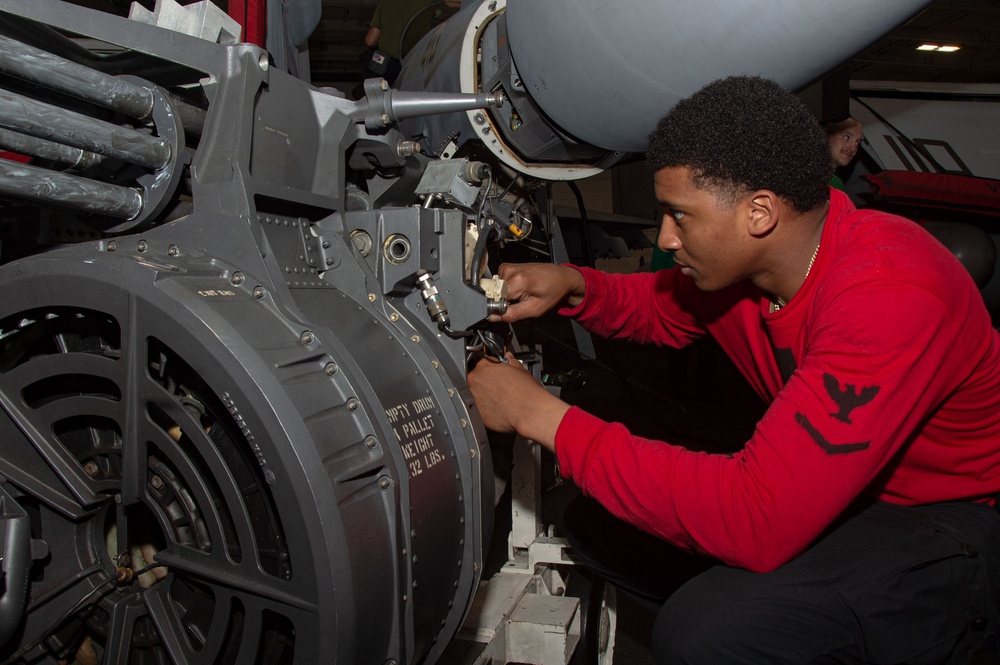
771 241 820 312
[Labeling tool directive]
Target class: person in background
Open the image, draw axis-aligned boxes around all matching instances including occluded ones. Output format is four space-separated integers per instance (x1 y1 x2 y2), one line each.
362 0 457 85
467 75 1000 663
824 116 864 190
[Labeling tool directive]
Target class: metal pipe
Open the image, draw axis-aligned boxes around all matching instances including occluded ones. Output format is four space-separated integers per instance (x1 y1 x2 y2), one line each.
0 33 152 119
386 90 502 121
165 90 206 137
0 127 101 169
0 33 206 136
0 160 143 220
0 89 171 170
360 77 503 129
0 489 32 648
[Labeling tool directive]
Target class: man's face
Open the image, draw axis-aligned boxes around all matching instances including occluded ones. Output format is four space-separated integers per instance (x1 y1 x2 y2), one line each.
828 124 863 167
654 166 749 292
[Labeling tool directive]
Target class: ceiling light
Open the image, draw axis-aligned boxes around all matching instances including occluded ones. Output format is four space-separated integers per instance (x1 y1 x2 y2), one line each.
916 44 961 52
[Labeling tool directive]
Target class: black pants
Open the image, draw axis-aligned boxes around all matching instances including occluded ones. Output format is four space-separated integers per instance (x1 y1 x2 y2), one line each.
563 496 1000 664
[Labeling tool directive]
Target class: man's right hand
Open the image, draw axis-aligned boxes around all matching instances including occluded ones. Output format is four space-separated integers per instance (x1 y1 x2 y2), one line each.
493 263 586 323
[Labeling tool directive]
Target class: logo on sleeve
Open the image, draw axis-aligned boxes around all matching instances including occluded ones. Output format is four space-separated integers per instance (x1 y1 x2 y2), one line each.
796 373 880 455
795 413 871 454
823 373 879 424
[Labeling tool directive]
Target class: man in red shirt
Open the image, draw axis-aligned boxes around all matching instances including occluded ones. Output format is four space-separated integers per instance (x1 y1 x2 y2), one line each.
468 75 1000 663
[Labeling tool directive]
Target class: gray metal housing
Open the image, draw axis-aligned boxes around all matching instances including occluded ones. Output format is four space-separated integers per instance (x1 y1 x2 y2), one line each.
0 2 498 663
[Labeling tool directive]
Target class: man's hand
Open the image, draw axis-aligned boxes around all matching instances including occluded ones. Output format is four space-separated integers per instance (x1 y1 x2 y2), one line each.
466 354 570 452
492 263 586 323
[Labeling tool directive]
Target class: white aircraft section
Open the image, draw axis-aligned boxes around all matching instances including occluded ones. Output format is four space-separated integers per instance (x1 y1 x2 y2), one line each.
850 82 1000 180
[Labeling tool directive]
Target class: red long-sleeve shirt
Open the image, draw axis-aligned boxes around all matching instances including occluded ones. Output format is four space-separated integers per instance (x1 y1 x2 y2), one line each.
554 189 1000 572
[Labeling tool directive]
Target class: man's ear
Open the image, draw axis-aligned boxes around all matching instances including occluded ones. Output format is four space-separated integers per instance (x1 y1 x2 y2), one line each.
747 191 779 238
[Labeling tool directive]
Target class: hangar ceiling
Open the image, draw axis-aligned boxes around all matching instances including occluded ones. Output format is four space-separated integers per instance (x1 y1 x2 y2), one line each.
842 0 1000 85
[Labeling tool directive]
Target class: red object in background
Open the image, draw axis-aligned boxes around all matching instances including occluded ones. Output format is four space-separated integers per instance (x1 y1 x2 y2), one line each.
864 170 1000 218
0 151 30 164
228 0 266 47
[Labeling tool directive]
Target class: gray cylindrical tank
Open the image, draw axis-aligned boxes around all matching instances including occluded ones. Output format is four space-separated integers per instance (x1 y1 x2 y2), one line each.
505 0 932 152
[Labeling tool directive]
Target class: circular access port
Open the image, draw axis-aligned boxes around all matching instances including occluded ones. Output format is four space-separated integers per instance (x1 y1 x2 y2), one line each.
383 233 412 265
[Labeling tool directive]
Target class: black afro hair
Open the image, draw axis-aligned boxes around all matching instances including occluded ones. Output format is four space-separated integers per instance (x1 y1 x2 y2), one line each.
646 76 832 213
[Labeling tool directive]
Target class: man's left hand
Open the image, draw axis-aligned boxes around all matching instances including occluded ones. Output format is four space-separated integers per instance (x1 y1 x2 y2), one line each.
466 354 570 452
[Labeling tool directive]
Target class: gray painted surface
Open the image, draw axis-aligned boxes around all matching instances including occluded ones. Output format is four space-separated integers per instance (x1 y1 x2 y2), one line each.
506 0 933 151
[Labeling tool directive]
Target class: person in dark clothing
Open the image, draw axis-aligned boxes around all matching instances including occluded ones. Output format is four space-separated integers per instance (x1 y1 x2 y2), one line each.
361 0 457 84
